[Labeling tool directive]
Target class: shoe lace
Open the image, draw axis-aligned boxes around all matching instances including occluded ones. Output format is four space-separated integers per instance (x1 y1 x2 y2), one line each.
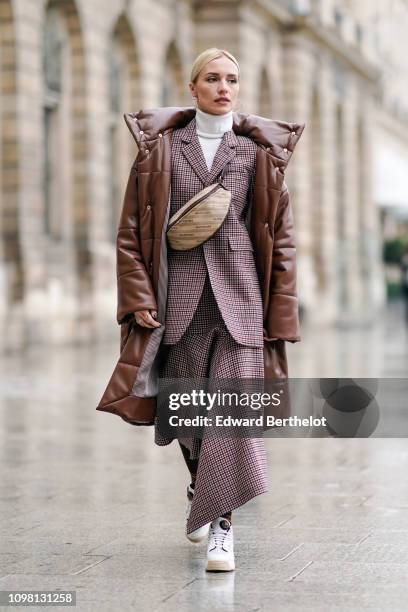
210 525 231 550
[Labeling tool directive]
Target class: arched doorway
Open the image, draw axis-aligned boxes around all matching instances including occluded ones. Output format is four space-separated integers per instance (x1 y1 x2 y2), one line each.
42 0 89 327
108 13 141 241
259 66 272 118
162 41 185 106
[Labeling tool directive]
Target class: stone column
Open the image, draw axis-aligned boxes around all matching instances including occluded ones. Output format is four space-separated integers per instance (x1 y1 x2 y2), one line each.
309 59 339 326
339 74 364 324
80 1 124 343
8 0 48 349
281 30 316 319
358 96 386 316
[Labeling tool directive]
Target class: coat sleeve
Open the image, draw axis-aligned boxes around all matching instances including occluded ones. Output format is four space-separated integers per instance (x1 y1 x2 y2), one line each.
265 182 301 343
116 160 158 325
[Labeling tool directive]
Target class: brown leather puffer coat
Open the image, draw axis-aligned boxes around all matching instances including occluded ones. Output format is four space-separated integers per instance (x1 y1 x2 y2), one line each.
96 107 305 425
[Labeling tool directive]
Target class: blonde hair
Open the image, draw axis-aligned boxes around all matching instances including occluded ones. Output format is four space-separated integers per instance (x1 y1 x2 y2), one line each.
190 47 240 83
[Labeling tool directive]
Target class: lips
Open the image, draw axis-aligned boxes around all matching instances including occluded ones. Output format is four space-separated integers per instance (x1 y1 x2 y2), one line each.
215 98 230 102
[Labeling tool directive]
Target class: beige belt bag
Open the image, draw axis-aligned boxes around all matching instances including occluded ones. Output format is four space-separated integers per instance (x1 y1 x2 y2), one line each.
166 162 232 251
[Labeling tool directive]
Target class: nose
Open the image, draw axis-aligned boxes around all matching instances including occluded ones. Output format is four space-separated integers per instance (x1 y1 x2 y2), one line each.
218 79 229 93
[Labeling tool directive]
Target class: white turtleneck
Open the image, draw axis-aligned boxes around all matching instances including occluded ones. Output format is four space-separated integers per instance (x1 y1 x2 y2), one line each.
195 107 233 171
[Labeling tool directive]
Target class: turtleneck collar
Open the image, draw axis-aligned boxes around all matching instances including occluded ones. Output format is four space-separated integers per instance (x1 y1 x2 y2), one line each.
195 106 233 138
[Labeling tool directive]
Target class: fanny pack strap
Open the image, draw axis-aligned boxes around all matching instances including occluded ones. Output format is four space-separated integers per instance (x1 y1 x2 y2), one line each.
217 160 232 188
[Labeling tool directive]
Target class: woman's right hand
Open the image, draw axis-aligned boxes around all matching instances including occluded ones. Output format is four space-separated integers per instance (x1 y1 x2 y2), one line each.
134 309 162 328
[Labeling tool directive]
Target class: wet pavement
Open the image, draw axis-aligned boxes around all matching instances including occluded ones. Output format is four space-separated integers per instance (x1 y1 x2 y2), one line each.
0 298 407 611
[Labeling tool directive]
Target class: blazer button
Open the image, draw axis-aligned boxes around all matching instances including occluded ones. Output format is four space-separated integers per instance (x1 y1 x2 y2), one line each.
291 131 296 136
158 133 163 138
283 147 288 153
146 204 151 210
139 130 144 134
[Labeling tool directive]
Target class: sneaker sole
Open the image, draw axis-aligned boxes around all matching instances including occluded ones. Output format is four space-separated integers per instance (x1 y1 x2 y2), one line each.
206 559 235 572
186 525 210 543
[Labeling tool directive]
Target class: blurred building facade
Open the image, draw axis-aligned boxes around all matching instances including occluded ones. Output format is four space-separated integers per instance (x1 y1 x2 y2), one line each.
0 0 407 351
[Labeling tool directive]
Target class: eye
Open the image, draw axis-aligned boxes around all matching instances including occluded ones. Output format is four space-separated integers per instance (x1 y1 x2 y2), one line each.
206 77 238 83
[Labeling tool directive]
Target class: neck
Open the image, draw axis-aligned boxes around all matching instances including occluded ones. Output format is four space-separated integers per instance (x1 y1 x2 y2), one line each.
195 106 233 138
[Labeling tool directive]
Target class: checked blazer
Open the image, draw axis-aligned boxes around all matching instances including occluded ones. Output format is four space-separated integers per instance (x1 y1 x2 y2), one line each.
162 116 264 347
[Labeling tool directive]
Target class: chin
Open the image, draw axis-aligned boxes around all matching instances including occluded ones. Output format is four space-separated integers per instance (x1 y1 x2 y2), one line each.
213 105 232 114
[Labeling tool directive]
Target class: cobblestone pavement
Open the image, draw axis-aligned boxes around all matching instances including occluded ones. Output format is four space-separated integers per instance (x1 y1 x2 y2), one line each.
0 299 407 611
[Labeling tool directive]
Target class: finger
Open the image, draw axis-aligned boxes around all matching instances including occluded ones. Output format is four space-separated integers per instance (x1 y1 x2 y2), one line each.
137 319 154 328
144 313 161 327
135 313 151 327
136 312 160 328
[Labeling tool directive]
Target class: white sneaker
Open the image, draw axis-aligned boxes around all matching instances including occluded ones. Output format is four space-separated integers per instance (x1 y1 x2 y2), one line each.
185 484 210 543
206 516 235 571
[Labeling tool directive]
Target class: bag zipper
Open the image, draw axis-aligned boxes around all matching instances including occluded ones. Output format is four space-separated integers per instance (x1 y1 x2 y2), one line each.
167 183 224 230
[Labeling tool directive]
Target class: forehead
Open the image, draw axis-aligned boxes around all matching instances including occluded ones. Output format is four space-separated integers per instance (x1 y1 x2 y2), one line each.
202 56 238 76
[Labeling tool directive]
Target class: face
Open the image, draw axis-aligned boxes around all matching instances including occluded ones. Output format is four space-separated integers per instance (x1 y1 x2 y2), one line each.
189 55 239 115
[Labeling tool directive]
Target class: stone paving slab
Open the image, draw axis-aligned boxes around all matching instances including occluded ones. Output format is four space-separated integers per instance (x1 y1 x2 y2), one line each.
266 526 371 544
316 541 408 563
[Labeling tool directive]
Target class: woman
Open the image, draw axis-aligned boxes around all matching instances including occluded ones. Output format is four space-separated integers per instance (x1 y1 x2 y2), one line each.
96 48 305 573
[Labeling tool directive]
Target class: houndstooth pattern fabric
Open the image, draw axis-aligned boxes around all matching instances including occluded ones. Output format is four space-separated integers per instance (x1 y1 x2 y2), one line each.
155 273 268 534
162 116 264 347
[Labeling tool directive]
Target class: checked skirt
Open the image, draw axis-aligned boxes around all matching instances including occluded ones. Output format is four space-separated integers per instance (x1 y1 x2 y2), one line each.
154 272 268 535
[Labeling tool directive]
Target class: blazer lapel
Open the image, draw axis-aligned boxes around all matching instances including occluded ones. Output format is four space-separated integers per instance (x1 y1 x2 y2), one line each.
206 129 237 185
180 118 210 186
180 117 238 187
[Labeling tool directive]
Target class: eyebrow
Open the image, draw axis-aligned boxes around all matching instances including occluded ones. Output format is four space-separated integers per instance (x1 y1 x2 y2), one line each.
204 72 238 77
